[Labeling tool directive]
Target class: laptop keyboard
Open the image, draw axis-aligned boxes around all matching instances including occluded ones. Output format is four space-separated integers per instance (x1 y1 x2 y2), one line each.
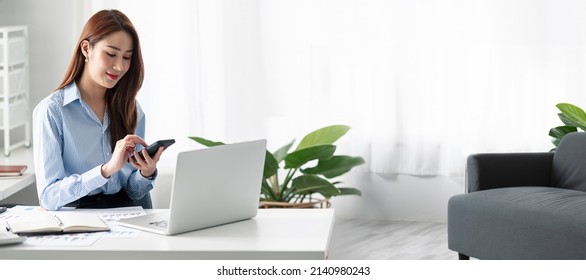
149 220 168 228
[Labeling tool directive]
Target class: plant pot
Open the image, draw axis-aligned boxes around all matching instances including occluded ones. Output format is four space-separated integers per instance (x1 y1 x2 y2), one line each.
259 198 331 209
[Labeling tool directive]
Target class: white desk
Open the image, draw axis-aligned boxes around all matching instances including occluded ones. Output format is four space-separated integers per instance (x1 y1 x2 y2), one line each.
0 147 35 200
0 209 335 260
0 173 35 200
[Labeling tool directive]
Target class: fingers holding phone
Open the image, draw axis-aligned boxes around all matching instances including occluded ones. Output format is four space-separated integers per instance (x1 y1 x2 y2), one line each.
149 146 165 162
102 135 149 178
130 139 175 162
129 139 175 178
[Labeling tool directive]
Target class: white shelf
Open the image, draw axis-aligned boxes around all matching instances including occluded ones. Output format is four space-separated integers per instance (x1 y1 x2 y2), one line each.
0 26 31 157
0 99 29 129
0 67 26 97
0 37 26 68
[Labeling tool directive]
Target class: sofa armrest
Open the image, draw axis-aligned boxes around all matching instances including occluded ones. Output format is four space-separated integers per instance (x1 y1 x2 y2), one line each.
466 152 554 193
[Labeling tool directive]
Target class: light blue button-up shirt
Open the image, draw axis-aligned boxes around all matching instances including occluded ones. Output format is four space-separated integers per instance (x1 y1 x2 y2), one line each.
32 82 155 210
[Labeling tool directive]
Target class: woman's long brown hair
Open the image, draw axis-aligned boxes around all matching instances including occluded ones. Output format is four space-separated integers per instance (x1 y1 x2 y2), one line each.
56 9 144 151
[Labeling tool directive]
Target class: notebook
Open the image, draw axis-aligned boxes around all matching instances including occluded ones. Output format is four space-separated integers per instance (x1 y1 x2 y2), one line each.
117 139 266 235
5 212 109 235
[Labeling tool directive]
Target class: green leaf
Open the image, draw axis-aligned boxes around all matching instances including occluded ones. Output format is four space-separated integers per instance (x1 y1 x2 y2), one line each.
273 140 295 163
263 151 279 179
548 126 577 139
302 156 365 178
188 136 225 147
295 125 350 151
291 175 341 198
284 145 336 169
557 103 586 130
337 187 362 196
558 113 580 127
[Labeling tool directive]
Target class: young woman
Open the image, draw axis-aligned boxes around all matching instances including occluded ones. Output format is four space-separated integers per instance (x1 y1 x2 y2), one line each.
33 10 165 210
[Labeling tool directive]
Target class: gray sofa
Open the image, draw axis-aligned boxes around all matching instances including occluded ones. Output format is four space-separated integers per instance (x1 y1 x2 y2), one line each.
448 132 586 260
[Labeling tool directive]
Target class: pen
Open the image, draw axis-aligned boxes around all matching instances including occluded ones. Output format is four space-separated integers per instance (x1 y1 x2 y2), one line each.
53 215 64 227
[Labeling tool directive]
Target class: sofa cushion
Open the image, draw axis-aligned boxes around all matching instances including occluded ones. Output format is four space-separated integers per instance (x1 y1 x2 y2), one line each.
551 132 586 192
448 186 586 259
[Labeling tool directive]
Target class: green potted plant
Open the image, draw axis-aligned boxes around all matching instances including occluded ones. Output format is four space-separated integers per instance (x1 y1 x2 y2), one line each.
189 125 364 208
549 103 586 150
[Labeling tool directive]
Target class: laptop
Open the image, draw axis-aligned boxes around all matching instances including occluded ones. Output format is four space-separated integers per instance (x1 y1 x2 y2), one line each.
117 139 266 235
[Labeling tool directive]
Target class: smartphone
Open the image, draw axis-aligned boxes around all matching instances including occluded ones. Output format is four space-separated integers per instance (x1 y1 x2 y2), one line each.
131 139 175 162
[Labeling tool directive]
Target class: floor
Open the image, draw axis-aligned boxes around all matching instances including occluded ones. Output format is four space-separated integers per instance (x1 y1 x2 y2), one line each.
328 218 457 260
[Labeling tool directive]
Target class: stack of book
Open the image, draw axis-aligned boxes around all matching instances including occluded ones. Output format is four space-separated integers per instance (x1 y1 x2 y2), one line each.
0 165 27 177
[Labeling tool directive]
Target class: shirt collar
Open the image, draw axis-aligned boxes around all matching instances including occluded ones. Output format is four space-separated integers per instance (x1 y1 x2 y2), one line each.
63 81 110 128
62 81 82 107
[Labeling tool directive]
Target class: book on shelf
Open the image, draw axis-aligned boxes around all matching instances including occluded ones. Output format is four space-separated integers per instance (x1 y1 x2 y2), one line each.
0 165 27 176
5 212 110 235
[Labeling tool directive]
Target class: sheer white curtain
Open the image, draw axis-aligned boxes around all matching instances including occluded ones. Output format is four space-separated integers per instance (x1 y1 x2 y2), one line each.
85 0 586 176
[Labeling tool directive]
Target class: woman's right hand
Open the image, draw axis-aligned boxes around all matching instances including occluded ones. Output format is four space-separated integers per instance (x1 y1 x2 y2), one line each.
101 134 148 178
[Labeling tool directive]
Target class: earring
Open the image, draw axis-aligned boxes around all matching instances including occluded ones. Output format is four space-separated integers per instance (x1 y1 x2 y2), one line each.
85 57 88 62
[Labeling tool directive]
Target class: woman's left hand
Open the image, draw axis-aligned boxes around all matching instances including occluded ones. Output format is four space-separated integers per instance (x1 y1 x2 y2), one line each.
129 146 165 178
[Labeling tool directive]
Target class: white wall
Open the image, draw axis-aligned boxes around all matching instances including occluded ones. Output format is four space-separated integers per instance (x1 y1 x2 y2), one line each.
0 1 465 222
332 173 464 222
